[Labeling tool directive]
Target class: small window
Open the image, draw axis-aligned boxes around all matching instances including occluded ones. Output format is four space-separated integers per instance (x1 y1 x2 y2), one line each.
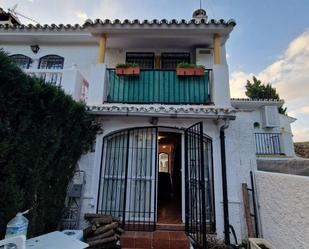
10 54 32 69
254 122 260 129
39 55 64 69
126 53 154 69
161 52 190 69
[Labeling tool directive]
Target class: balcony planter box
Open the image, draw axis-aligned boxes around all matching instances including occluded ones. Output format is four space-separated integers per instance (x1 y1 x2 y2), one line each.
248 238 276 249
116 67 140 76
176 66 205 77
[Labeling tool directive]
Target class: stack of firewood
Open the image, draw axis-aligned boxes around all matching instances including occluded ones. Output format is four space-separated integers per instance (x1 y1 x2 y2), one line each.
83 213 124 248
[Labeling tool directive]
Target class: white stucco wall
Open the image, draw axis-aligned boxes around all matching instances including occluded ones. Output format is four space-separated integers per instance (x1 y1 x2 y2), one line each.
279 114 296 157
224 112 258 242
256 171 309 249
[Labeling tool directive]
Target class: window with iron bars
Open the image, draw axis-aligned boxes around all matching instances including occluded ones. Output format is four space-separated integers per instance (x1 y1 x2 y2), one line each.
126 53 155 69
9 54 32 69
161 52 190 69
38 55 64 69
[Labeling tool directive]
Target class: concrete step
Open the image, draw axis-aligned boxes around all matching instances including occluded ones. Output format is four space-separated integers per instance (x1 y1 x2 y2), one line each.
120 231 190 249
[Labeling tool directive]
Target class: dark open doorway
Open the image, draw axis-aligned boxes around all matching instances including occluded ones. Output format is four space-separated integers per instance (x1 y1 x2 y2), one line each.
157 132 182 224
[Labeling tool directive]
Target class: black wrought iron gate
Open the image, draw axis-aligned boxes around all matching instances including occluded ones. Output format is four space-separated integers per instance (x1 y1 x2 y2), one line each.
185 122 211 249
97 127 158 231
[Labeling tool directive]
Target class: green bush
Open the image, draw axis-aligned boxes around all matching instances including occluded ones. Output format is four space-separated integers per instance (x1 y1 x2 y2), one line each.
116 63 139 68
0 50 100 237
176 63 205 69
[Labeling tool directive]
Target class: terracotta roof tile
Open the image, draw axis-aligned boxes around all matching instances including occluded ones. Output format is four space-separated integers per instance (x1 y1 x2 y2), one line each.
0 18 236 31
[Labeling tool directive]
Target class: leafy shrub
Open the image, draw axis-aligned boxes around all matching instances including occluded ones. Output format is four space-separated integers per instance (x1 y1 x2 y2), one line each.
0 50 100 237
177 63 205 68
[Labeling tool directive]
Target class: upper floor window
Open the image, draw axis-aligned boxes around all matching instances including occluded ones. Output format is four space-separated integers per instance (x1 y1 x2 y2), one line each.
38 55 64 69
126 52 154 69
10 54 32 69
161 53 190 69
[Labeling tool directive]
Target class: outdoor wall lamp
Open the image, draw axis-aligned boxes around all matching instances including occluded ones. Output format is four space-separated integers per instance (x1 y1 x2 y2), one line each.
30 44 40 54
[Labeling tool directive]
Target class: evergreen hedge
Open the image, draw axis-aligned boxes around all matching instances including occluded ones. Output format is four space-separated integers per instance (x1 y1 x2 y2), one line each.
0 51 100 237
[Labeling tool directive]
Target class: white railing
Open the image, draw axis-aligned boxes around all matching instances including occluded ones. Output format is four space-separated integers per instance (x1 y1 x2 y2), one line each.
24 69 63 86
24 68 90 103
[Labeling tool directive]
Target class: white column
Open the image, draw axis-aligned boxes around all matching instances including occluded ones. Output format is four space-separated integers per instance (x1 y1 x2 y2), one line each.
212 64 232 108
61 67 82 101
87 64 107 106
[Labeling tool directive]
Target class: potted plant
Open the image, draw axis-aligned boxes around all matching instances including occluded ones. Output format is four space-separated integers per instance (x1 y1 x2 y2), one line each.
176 63 205 76
248 238 276 249
116 63 140 76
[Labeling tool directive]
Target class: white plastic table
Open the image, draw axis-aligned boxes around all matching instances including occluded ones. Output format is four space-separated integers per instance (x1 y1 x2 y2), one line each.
26 231 88 249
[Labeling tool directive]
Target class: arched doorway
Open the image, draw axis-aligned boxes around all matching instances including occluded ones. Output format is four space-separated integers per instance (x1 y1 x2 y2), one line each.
97 124 215 247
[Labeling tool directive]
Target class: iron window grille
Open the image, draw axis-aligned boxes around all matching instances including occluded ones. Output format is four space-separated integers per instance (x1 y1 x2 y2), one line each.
38 55 64 69
126 52 155 69
161 52 190 69
9 54 32 69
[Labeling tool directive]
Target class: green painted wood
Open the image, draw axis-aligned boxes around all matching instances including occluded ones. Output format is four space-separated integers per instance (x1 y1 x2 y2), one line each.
107 69 210 104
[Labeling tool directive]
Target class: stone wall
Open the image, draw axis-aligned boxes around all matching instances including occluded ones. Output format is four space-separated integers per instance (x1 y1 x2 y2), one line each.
256 171 309 249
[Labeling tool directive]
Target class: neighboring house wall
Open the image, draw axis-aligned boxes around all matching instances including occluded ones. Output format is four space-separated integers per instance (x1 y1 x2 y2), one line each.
256 171 309 249
279 114 296 157
240 108 295 157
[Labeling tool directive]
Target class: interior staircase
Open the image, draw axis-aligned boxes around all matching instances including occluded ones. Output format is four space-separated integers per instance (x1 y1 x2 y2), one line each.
120 225 190 249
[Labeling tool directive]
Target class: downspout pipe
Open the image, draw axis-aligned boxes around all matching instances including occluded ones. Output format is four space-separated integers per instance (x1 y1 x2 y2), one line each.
220 119 230 245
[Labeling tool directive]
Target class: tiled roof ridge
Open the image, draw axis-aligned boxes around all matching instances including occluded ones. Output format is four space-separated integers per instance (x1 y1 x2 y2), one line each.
0 18 236 31
84 18 236 26
231 98 284 102
0 23 85 31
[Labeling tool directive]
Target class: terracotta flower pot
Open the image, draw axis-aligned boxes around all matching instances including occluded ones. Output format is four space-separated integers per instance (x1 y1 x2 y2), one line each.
176 67 204 76
116 67 140 76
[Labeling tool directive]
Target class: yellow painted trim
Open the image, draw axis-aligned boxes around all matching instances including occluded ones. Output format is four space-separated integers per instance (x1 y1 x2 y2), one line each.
213 33 221 64
98 34 107 64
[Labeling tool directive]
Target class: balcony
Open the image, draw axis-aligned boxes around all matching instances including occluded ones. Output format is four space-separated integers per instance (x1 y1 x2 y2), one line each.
255 133 284 155
24 68 89 103
105 69 211 105
25 69 63 86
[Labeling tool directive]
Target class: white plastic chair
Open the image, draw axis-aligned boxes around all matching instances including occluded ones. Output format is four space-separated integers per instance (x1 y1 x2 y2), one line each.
0 235 26 249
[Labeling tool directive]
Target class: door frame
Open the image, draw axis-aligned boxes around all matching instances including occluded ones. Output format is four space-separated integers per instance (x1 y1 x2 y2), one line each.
157 127 186 223
96 125 215 231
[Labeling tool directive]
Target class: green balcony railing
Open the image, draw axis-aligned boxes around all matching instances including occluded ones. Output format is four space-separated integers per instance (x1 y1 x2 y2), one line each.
106 69 211 104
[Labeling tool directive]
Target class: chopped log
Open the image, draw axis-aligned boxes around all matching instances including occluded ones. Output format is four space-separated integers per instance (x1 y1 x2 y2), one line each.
86 229 115 242
115 227 124 235
89 216 113 225
112 217 120 222
84 213 112 220
91 224 97 231
83 226 93 239
86 235 117 247
94 222 118 236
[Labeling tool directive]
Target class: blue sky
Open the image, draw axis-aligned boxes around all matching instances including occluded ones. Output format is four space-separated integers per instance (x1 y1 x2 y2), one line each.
1 0 309 141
